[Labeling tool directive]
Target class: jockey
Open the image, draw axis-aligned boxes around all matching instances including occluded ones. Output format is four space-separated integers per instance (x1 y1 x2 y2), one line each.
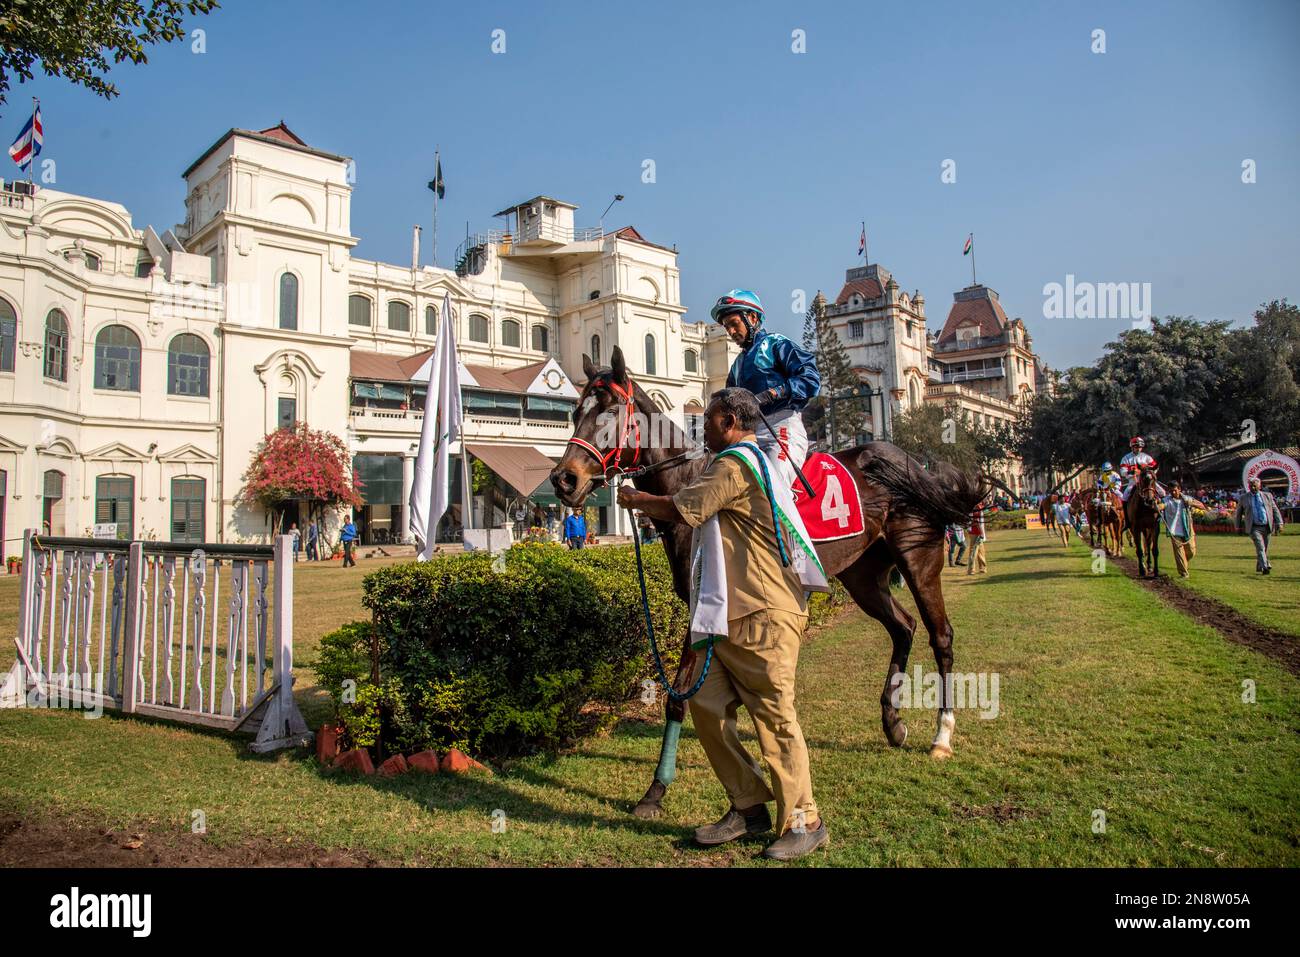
1119 436 1165 501
1096 461 1122 496
712 288 821 490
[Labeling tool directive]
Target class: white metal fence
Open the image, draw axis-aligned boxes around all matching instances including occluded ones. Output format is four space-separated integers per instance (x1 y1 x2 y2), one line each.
1 531 311 752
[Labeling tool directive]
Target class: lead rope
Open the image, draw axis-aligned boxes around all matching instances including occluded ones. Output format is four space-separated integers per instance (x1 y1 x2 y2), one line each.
623 475 713 702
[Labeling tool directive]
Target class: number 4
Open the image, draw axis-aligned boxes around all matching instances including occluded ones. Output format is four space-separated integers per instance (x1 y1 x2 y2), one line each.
821 474 850 528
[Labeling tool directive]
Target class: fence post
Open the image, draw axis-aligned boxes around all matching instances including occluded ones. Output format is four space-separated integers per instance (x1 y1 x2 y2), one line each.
0 529 36 707
250 534 310 752
120 541 144 714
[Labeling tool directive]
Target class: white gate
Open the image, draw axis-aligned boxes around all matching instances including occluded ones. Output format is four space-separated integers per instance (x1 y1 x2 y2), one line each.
1 531 311 752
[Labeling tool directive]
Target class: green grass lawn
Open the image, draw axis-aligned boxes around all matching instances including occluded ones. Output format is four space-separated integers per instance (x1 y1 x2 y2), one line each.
1163 530 1299 636
0 531 1297 866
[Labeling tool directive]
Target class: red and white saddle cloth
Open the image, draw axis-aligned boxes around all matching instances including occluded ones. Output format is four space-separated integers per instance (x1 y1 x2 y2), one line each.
791 452 865 542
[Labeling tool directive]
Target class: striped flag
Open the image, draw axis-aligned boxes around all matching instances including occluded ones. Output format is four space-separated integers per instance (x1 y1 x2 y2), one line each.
8 104 43 173
963 233 973 256
409 291 464 560
858 224 866 258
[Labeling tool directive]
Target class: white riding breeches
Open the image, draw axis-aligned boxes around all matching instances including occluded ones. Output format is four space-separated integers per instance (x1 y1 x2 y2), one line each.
756 407 808 491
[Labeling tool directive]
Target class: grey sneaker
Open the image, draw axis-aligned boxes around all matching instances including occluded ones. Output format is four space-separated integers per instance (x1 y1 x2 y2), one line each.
693 806 772 847
763 819 829 861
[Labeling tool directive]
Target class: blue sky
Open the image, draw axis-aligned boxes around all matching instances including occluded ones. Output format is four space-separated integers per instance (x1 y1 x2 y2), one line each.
7 0 1298 370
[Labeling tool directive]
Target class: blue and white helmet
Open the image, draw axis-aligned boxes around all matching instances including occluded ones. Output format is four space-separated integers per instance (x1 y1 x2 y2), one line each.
1102 461 1113 471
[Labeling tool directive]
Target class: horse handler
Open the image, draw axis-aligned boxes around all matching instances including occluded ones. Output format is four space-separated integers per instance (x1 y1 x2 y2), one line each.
616 387 829 861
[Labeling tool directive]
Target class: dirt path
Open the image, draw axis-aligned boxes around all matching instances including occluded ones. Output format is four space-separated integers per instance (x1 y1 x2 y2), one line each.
0 811 382 867
1113 556 1300 677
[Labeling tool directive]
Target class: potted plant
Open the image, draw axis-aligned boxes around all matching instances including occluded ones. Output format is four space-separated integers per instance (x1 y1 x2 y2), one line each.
6 555 20 574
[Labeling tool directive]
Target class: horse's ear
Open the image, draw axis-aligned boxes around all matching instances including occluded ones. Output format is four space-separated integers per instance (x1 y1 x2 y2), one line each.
610 345 627 385
582 353 597 381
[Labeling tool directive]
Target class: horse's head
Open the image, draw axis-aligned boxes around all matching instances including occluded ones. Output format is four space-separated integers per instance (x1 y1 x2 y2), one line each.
550 346 641 507
1137 466 1160 506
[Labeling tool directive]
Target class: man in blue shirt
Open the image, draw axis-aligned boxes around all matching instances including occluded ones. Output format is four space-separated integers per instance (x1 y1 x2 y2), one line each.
1235 478 1283 574
563 507 587 549
712 289 821 491
340 515 358 567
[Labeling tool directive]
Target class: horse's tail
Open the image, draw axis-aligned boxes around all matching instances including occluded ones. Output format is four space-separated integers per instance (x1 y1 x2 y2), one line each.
856 445 992 532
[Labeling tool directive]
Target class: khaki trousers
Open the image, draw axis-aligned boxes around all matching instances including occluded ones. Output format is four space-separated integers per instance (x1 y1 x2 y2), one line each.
688 608 818 835
967 536 987 574
1171 532 1195 577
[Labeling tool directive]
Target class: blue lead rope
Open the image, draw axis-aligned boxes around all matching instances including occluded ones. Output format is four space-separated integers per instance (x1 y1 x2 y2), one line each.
630 495 713 702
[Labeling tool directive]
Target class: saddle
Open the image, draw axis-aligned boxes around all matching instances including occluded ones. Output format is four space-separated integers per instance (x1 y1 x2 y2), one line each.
791 452 865 542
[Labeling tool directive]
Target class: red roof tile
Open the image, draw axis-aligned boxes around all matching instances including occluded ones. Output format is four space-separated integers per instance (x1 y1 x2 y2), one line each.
256 122 308 146
937 285 1009 344
834 278 883 306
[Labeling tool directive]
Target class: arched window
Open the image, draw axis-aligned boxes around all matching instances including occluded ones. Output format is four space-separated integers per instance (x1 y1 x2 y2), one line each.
501 318 521 348
425 304 437 336
590 334 601 365
94 325 141 391
279 273 298 330
95 475 134 540
644 333 656 376
387 300 411 331
348 294 371 327
44 309 68 381
0 297 15 373
531 325 548 352
168 333 210 396
469 314 490 343
684 349 698 374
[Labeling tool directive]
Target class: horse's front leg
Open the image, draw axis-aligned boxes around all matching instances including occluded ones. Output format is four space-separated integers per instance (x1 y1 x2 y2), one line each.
633 638 698 819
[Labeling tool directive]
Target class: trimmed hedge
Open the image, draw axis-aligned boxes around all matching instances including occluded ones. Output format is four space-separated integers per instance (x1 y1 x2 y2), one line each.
319 541 848 760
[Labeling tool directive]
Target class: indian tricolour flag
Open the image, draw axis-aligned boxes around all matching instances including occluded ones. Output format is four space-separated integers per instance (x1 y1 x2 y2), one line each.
963 234 973 256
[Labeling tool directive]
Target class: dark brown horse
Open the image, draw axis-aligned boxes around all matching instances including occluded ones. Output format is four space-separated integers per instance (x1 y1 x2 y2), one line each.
549 348 990 819
1124 467 1161 577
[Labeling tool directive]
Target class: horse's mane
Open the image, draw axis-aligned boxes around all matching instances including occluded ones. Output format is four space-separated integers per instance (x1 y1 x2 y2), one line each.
855 443 991 531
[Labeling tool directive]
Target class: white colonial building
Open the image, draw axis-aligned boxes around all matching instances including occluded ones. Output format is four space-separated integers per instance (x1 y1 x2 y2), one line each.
0 123 735 550
819 260 1062 494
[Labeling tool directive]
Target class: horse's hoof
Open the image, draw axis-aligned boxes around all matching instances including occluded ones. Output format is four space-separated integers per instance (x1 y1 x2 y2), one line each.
884 720 908 748
633 779 667 819
633 800 663 820
929 743 953 760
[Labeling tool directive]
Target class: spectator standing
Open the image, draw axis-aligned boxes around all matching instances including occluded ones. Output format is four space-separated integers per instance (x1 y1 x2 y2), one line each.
1054 500 1073 546
1235 478 1283 575
967 504 989 575
947 523 967 567
340 515 358 567
563 507 587 550
289 522 301 562
306 520 319 561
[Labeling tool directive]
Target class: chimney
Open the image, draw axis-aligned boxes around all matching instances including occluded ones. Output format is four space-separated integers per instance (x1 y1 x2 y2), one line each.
412 225 422 272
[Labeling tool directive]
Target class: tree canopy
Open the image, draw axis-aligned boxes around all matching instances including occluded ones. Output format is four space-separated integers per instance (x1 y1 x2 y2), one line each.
1015 302 1300 479
239 424 363 531
0 0 219 107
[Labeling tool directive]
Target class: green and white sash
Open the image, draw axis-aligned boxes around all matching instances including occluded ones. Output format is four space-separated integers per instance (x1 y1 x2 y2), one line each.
688 442 829 649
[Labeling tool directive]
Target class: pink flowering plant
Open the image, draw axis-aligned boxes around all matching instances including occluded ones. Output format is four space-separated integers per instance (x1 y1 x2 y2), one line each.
238 424 364 536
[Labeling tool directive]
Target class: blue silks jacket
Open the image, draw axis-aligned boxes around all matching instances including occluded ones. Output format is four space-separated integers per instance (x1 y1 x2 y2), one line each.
725 329 821 414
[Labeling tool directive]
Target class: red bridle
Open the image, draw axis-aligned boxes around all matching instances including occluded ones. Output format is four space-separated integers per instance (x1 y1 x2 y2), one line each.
567 377 642 481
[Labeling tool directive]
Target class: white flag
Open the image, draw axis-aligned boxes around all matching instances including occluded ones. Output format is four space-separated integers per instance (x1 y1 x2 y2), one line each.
409 291 463 560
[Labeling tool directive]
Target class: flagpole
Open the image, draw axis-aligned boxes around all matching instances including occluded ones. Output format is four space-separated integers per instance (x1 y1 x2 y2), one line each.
27 97 37 185
970 233 977 286
431 147 439 268
862 220 868 264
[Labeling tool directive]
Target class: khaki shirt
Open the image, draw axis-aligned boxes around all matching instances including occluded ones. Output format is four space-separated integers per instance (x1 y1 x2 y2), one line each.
672 434 808 621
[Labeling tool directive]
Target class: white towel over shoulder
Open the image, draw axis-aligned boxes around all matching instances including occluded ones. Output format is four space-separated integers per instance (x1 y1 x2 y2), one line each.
688 443 829 648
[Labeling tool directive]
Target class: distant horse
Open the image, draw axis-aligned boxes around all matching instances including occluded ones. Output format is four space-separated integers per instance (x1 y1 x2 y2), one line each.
1087 488 1125 557
1124 467 1161 577
550 347 991 819
1041 494 1058 532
